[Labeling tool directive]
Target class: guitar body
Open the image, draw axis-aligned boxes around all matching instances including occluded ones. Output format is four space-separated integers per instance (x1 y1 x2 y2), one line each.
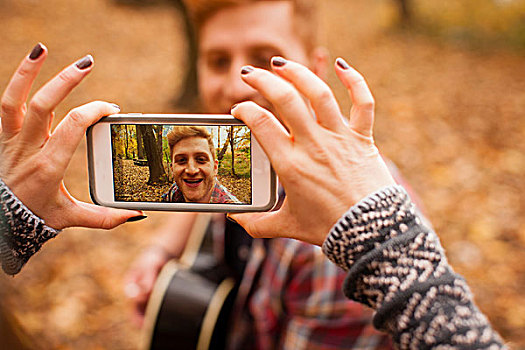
141 214 239 350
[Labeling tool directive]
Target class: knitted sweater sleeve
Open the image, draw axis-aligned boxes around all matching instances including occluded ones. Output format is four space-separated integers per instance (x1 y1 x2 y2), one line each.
0 179 60 275
322 185 507 349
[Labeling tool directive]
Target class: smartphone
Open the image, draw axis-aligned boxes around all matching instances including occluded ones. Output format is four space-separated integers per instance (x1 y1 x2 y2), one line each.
87 114 277 212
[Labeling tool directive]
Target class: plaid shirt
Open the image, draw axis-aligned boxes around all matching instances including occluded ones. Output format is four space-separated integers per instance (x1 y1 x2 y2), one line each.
225 158 422 350
227 239 393 349
162 181 240 203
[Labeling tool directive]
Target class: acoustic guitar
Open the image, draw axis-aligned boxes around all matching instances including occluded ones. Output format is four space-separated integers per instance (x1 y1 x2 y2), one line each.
141 214 245 350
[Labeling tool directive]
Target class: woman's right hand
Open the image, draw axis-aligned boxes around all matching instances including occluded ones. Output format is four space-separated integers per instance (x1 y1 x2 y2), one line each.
230 57 396 246
0 43 144 230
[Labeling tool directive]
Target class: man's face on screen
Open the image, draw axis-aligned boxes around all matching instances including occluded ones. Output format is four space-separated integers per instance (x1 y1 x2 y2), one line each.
171 136 218 203
198 1 310 115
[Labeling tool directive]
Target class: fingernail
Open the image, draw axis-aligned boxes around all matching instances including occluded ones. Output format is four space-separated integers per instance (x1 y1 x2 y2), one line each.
271 56 287 67
75 55 93 70
29 43 44 60
126 215 147 223
241 66 254 75
231 103 239 111
111 103 121 110
336 58 350 70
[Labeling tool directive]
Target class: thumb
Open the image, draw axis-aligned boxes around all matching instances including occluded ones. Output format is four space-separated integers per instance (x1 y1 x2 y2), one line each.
228 211 285 239
68 201 145 229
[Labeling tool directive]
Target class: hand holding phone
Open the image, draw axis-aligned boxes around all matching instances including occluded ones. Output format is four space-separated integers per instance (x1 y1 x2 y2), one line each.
0 44 143 230
229 57 396 245
87 114 277 212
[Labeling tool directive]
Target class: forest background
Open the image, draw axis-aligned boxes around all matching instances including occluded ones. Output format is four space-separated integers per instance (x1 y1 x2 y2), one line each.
111 125 251 203
0 0 524 348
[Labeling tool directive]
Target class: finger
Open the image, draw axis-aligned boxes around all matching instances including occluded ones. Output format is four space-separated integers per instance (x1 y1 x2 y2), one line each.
132 304 146 328
124 272 155 303
335 58 375 137
240 65 316 138
138 271 158 299
44 101 120 174
124 278 142 299
231 101 291 166
1 43 47 137
20 54 94 145
270 57 345 132
230 207 322 246
228 211 284 239
128 282 151 305
66 201 145 230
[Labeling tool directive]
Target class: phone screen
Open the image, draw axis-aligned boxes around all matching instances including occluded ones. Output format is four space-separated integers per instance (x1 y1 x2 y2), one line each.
110 124 252 204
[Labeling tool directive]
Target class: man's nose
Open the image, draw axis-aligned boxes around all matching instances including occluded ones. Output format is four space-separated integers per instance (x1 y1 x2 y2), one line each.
185 160 199 175
224 61 258 104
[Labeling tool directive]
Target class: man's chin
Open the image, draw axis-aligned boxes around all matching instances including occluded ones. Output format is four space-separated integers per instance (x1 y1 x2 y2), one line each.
178 180 214 203
181 189 208 203
182 192 202 203
186 198 206 203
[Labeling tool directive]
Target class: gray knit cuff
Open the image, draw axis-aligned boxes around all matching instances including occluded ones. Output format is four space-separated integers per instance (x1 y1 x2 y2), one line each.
0 179 60 275
322 185 418 271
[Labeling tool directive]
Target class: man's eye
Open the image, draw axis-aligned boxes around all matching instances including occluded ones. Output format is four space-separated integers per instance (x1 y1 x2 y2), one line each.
197 157 208 164
251 53 273 70
175 158 187 165
207 56 230 73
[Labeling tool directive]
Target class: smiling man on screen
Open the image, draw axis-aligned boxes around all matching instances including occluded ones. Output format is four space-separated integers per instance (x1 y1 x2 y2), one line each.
162 126 240 204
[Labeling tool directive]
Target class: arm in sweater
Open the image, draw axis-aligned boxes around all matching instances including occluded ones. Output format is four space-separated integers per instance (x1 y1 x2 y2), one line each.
0 179 60 275
322 185 507 349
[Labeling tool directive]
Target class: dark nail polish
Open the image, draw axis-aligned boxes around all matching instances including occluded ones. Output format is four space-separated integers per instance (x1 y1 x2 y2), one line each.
111 103 121 110
271 56 287 67
75 55 93 70
126 215 147 223
29 43 44 60
241 66 254 75
336 58 350 70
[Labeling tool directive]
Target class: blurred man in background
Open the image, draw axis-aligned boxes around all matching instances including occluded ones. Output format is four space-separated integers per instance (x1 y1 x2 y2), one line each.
126 1 422 348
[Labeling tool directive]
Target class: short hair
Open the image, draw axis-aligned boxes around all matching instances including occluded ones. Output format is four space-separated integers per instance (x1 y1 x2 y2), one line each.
167 126 216 162
183 0 318 53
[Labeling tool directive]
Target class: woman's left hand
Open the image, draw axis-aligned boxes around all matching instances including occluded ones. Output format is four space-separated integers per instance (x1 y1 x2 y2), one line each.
0 43 143 230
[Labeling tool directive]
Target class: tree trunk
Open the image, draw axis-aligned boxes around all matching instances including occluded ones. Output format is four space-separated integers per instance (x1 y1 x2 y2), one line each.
172 0 199 110
139 125 167 184
218 128 231 161
155 125 164 174
217 126 221 155
111 126 118 158
137 125 145 159
124 125 129 159
229 126 236 177
164 149 172 181
154 125 163 152
396 0 412 26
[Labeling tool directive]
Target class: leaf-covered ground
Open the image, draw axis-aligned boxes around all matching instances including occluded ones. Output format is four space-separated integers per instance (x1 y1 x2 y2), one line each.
114 160 172 202
0 0 523 348
114 159 251 203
